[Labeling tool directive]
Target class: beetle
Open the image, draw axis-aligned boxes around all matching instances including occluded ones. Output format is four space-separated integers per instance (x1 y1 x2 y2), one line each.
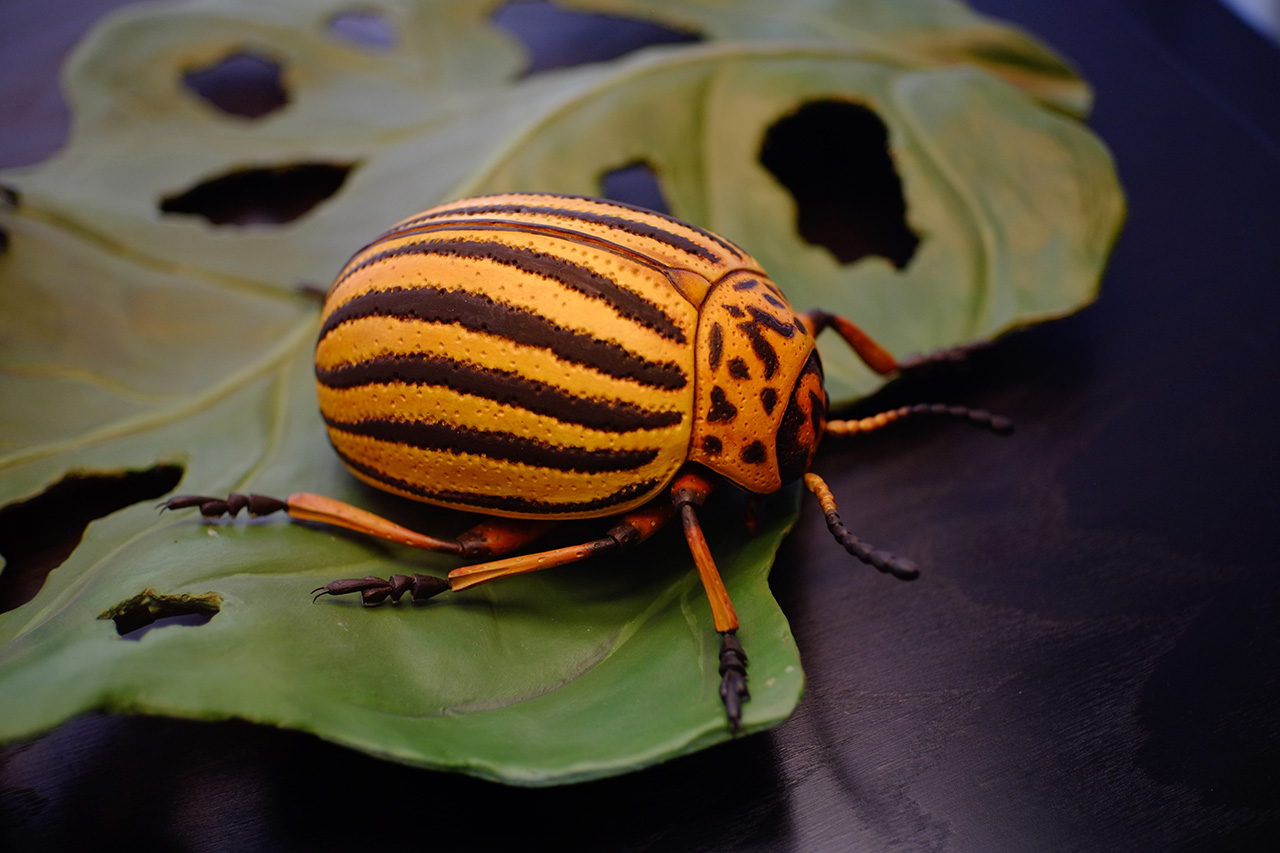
165 192 1009 729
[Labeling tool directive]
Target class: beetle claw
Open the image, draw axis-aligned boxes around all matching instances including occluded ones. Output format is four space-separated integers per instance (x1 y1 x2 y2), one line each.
718 632 750 732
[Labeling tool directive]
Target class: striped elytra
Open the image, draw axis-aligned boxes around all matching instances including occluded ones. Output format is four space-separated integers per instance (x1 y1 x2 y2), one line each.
315 192 826 518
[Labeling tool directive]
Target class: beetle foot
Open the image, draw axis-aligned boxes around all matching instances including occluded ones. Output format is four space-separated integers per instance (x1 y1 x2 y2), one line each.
718 632 750 731
161 493 286 519
312 573 449 605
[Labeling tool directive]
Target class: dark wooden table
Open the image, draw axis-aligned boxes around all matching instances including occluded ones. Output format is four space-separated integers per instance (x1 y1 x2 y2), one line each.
3 1 1278 849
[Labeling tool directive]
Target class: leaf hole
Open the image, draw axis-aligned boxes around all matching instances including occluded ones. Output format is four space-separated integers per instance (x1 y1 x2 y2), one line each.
101 590 221 640
759 99 919 268
159 162 357 226
600 161 670 214
182 51 289 120
327 9 397 50
0 464 184 614
492 0 702 78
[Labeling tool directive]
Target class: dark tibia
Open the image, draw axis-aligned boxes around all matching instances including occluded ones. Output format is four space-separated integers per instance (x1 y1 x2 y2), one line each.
719 632 750 731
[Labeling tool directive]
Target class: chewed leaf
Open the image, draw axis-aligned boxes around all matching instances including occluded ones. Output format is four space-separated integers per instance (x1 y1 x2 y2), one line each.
0 0 1121 784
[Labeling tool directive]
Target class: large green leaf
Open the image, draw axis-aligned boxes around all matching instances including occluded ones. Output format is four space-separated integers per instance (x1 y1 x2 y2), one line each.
0 0 1122 783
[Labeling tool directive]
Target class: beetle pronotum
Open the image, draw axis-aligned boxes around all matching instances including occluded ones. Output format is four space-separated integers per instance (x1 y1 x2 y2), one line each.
166 193 1009 728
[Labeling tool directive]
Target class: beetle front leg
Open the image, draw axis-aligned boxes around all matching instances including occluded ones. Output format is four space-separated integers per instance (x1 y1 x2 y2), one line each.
800 310 987 375
671 470 750 731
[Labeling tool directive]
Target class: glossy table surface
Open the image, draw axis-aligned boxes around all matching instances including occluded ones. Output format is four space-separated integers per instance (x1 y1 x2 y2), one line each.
2 1 1278 850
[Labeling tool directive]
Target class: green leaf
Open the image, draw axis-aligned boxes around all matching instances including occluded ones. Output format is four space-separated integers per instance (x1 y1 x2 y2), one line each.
0 0 1122 783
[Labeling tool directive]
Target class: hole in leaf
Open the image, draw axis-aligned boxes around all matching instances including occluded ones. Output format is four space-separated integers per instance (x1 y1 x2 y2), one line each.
183 52 289 119
0 465 184 614
101 590 221 639
159 162 357 226
600 161 670 214
327 9 396 50
759 99 919 268
492 0 701 77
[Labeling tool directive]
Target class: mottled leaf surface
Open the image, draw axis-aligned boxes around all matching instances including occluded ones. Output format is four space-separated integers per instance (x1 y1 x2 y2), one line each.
0 0 1122 784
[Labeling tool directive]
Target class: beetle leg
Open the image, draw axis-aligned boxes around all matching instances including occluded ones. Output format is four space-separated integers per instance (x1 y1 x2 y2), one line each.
803 473 919 580
447 499 677 589
801 310 991 376
826 404 1012 436
162 491 564 558
162 492 465 553
670 470 750 731
800 310 900 375
315 498 677 596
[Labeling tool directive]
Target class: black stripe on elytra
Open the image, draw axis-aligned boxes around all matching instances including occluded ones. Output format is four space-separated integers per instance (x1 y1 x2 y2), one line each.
325 415 658 474
333 447 660 514
319 287 687 391
395 202 723 265
339 238 685 343
316 355 682 433
567 194 748 261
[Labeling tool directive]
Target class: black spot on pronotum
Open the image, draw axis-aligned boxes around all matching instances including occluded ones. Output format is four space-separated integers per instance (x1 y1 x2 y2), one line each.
760 387 778 414
182 52 288 119
492 0 701 78
0 464 184 614
601 161 670 214
101 590 221 639
159 162 356 226
703 436 723 455
760 99 919 268
741 441 767 464
707 323 723 370
327 9 396 49
707 386 737 423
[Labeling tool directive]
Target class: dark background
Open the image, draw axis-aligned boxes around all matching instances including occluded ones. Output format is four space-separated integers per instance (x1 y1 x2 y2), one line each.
2 0 1278 849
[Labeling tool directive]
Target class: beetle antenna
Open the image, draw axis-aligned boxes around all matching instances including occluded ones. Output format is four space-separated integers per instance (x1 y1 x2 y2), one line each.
802 473 918 580
826 403 1012 437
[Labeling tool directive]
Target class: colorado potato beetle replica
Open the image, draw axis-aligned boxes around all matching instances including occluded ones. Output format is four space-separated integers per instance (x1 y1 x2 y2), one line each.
165 193 1009 728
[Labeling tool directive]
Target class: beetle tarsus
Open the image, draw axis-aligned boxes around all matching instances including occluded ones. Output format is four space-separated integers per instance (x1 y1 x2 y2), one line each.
718 632 750 731
312 572 449 605
161 493 287 519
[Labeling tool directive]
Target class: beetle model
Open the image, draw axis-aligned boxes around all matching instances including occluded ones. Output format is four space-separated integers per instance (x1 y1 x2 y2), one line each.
165 192 1008 729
